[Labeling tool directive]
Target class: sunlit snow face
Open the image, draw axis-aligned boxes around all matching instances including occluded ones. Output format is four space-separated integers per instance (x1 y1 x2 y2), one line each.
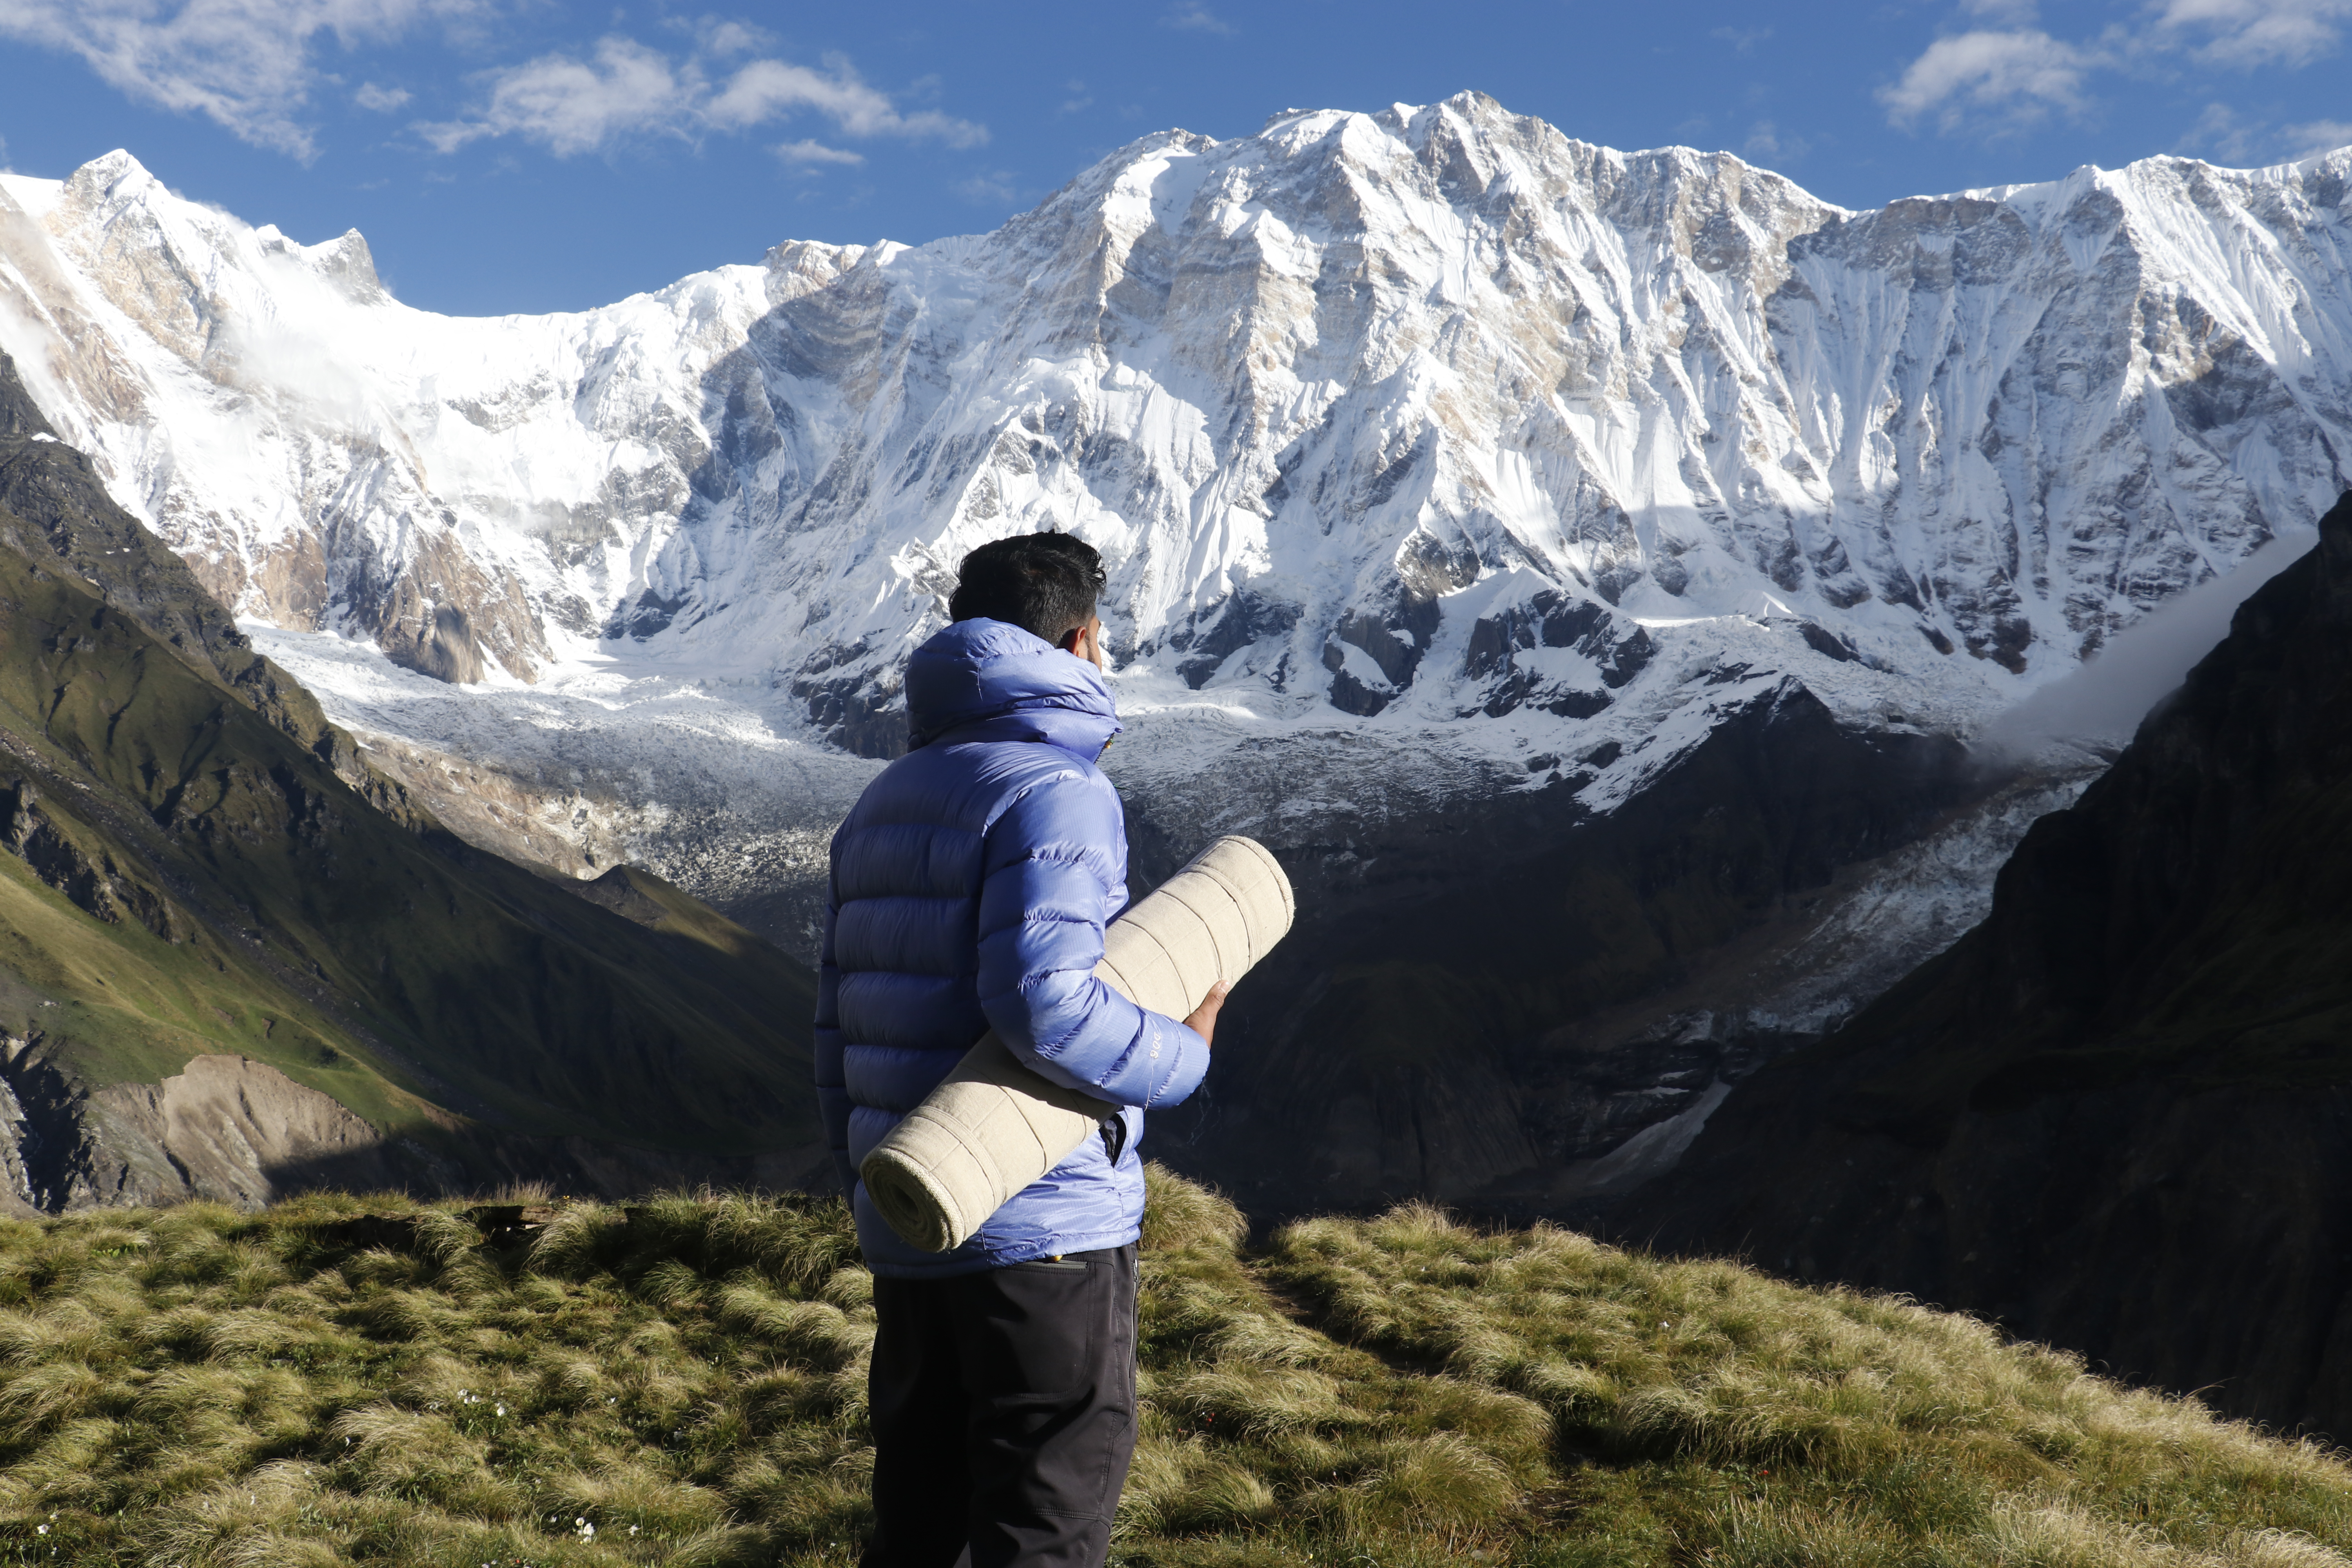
7 120 2343 838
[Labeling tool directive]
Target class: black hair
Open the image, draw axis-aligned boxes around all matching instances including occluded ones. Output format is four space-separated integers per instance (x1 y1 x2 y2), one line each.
948 532 1107 644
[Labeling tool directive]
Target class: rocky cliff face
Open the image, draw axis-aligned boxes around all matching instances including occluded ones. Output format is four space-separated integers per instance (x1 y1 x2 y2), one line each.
1626 490 2352 1436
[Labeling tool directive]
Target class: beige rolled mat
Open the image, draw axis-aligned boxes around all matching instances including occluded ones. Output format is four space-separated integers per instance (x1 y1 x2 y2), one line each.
860 835 1294 1253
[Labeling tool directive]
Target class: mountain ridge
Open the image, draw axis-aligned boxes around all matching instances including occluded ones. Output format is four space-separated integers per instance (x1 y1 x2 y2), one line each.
0 360 829 1209
1623 486 2352 1436
4 98 2342 750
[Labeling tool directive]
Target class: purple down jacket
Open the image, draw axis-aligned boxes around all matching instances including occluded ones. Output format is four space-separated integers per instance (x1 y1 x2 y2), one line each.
815 618 1212 1278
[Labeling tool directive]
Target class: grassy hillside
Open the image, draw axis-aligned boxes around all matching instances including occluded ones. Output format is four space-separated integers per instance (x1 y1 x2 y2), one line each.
0 358 818 1167
0 1168 2345 1567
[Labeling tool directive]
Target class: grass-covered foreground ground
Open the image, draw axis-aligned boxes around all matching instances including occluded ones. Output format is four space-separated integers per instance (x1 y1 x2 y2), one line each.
1 1169 2347 1568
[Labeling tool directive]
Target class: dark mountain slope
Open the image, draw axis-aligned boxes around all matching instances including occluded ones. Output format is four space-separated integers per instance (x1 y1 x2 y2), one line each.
0 355 820 1207
1150 679 1976 1213
1627 490 2352 1435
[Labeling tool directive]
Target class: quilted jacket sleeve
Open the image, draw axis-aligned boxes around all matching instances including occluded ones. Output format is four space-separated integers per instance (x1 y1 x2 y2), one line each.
975 768 1210 1109
813 876 856 1196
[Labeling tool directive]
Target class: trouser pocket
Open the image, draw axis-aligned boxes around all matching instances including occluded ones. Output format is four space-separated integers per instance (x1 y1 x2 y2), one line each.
960 1253 1109 1397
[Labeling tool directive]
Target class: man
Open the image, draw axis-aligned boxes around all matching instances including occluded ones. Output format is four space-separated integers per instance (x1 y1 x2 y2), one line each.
816 531 1226 1568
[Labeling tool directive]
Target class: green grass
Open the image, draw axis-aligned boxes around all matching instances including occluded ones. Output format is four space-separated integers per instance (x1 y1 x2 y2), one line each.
0 1169 2345 1567
0 841 432 1136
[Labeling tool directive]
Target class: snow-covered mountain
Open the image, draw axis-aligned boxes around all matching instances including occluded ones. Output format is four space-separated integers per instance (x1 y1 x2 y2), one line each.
4 94 2347 794
3 91 2347 1209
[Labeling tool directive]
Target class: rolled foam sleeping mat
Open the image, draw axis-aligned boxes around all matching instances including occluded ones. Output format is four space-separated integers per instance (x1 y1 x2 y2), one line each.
860 835 1294 1253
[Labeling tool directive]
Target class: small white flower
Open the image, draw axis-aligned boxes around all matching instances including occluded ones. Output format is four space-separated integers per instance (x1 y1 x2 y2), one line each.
495 1404 506 1416
36 1526 48 1536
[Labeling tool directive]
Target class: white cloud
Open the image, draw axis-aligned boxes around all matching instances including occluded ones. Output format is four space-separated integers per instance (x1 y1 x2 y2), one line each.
2175 101 2264 160
955 169 1018 204
354 80 411 112
0 0 488 159
419 36 984 156
1887 0 2352 136
2153 0 2352 65
1742 120 1811 163
773 138 862 167
1878 29 2097 130
708 53 984 144
2283 117 2352 157
1710 25 1771 51
417 34 685 154
688 17 770 59
2173 105 2351 164
1161 3 1233 35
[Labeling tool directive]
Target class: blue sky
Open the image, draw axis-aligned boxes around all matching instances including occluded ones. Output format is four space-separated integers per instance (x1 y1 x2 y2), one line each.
1 1 2347 318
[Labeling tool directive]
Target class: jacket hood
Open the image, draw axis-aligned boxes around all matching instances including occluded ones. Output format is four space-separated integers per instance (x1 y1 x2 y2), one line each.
904 619 1122 757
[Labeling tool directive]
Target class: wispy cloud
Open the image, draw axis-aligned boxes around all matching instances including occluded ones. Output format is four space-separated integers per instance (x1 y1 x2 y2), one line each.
354 80 411 113
773 138 863 167
955 169 1018 204
0 0 490 160
2283 116 2352 157
1957 0 2042 24
417 35 683 155
708 54 982 142
1878 29 2098 132
2152 0 2352 66
681 16 771 59
416 38 985 156
1161 3 1233 36
1710 26 1771 51
2175 101 2263 160
1742 120 1812 163
1059 78 1093 116
1884 0 2352 136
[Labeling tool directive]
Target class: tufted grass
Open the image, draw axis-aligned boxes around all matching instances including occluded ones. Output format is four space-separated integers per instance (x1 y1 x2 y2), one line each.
0 1169 2344 1566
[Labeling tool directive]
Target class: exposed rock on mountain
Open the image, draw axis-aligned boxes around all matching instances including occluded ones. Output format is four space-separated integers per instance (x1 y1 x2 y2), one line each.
0 365 826 1209
1626 490 2352 1437
1145 675 1979 1210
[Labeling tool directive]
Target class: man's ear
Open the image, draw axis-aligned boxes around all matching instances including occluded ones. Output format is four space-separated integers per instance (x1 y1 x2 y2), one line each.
1056 624 1086 654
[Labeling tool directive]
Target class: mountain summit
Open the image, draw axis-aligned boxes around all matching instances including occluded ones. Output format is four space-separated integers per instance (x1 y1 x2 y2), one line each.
0 98 2343 768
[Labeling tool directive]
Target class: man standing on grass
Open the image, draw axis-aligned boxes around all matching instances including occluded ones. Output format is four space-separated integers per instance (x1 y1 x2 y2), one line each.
816 531 1227 1568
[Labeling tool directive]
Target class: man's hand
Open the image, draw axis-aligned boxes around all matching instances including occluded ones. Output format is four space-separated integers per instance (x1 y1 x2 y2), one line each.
1184 982 1229 1049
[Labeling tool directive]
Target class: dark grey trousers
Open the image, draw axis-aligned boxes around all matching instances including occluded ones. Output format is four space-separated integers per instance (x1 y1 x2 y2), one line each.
863 1245 1140 1568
